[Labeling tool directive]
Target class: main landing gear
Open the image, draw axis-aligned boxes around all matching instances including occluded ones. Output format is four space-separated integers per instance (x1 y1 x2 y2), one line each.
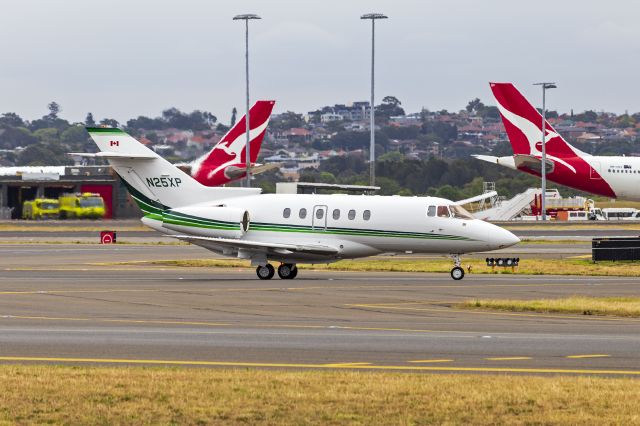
450 254 465 280
256 264 275 280
255 263 298 280
277 263 298 280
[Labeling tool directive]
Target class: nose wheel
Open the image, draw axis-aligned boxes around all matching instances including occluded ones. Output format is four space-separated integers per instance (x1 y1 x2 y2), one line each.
256 264 275 280
277 263 298 279
450 266 465 280
450 254 465 280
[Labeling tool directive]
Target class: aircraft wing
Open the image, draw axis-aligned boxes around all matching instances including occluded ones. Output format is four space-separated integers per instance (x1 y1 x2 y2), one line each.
171 235 339 255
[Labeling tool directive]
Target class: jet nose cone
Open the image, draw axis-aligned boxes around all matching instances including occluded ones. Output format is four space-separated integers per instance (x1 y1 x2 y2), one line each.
497 227 520 249
487 225 520 250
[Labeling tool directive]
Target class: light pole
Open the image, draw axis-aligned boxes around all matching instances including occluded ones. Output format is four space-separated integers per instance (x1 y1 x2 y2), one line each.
361 13 387 187
533 82 556 221
233 13 261 187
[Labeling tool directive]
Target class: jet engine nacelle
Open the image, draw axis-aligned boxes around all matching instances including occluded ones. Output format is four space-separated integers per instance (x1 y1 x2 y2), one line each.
162 205 250 238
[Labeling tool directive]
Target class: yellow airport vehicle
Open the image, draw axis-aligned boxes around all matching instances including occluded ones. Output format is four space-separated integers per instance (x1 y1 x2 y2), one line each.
58 192 105 219
22 198 60 220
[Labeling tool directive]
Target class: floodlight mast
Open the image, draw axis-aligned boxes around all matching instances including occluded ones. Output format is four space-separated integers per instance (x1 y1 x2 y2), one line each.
233 14 261 187
361 13 388 187
533 82 557 221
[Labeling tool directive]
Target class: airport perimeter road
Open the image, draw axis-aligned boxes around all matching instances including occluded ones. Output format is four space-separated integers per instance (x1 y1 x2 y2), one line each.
1 243 640 376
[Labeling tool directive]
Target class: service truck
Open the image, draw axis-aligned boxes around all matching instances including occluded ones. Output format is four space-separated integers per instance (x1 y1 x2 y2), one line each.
58 193 105 219
22 198 60 220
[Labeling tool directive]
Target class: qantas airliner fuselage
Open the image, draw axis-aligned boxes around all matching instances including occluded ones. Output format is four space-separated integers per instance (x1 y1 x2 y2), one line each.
475 83 640 201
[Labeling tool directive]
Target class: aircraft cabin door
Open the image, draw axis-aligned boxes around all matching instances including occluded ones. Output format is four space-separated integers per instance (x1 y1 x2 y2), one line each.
312 205 328 230
590 161 602 180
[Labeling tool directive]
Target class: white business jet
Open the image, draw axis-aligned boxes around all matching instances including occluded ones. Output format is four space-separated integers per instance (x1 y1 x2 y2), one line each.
83 127 519 280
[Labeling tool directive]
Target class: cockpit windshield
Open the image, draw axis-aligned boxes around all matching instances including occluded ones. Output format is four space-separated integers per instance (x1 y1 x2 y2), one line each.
428 204 474 220
436 206 450 218
449 205 474 220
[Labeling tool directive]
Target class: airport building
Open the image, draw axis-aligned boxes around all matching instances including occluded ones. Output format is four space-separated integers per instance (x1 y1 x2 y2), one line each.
0 166 141 219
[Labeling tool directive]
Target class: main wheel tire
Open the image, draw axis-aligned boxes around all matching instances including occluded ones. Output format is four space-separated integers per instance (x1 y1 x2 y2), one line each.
450 266 465 280
256 264 275 280
277 263 296 279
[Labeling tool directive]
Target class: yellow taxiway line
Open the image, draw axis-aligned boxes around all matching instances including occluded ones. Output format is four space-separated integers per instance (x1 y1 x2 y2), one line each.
0 356 635 376
566 354 611 359
485 357 532 361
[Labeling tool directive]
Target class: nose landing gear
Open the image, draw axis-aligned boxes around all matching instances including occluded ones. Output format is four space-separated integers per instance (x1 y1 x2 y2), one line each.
450 254 465 280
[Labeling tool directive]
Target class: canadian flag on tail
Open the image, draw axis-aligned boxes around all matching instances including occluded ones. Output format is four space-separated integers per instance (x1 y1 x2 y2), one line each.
191 100 276 187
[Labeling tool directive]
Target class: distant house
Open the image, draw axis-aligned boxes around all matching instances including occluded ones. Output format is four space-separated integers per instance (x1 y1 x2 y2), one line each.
281 128 312 143
321 113 342 123
389 115 421 126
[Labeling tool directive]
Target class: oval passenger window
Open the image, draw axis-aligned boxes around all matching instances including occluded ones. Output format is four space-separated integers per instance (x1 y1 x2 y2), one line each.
299 208 307 219
348 210 356 220
283 208 291 218
363 210 371 220
316 209 324 219
333 209 340 220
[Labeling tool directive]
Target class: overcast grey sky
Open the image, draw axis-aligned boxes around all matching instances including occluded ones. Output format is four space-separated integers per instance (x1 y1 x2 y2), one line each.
1 0 639 124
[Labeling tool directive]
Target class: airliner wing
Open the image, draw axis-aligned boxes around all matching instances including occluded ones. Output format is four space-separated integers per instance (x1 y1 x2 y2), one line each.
171 235 339 255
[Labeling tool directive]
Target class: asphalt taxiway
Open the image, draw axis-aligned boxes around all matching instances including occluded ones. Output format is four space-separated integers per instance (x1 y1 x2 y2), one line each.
1 242 640 375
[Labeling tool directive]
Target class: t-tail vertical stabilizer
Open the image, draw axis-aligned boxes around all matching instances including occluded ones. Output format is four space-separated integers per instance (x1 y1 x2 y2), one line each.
85 128 259 220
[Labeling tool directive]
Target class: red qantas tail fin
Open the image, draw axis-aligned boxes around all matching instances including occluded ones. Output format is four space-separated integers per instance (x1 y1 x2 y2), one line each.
489 83 581 159
199 100 275 171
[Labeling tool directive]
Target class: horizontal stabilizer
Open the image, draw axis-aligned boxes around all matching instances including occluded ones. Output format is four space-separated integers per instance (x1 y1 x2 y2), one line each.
224 163 280 179
472 155 516 169
172 235 339 255
513 154 554 174
68 152 157 160
249 163 280 176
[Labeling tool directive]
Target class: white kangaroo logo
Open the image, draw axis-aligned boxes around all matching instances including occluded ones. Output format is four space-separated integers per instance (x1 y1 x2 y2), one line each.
495 99 577 173
202 119 270 179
